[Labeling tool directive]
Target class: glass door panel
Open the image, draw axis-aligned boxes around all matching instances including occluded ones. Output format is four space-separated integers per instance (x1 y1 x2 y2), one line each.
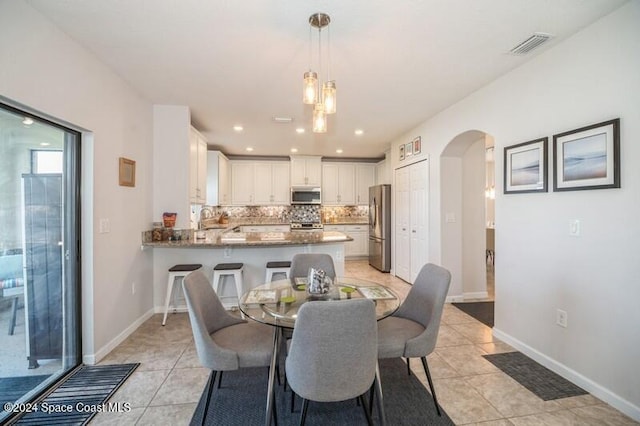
0 102 80 423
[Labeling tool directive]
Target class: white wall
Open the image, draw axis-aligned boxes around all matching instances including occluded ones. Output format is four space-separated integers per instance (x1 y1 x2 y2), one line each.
0 1 155 363
153 105 191 229
389 2 640 419
461 138 487 298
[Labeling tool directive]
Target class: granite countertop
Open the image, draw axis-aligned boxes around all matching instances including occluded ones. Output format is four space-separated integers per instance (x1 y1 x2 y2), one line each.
142 230 352 248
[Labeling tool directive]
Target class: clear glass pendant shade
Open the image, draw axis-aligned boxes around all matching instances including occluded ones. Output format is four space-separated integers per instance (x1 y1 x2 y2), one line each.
322 81 336 114
313 103 327 133
303 71 318 104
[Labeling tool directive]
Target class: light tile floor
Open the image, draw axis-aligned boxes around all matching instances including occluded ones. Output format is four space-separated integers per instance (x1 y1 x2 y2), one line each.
90 260 638 425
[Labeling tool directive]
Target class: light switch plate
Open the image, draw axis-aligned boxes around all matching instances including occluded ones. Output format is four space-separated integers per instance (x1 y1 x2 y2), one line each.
99 218 110 234
569 219 580 237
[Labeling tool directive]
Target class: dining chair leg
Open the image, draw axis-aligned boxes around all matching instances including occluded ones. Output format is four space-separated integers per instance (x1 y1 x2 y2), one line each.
368 381 375 416
217 370 223 388
421 356 442 416
406 358 411 376
290 390 296 413
201 370 217 426
358 394 374 426
374 362 387 426
299 398 309 426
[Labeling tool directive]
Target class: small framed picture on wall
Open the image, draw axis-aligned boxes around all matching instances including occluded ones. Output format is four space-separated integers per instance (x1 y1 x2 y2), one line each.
413 136 421 154
399 144 405 160
405 142 413 157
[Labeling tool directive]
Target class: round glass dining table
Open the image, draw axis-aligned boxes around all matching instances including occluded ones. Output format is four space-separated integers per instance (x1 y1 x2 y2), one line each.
239 276 400 328
240 276 398 426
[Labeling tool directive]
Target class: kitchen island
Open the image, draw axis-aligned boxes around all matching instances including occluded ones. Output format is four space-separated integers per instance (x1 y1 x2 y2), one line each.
143 229 352 312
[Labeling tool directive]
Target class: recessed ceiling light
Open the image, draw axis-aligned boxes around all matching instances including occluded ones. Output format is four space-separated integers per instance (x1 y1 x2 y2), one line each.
233 125 244 132
246 147 254 152
295 128 305 134
40 142 50 146
336 149 343 154
273 116 293 123
354 129 364 136
23 117 34 125
291 148 298 153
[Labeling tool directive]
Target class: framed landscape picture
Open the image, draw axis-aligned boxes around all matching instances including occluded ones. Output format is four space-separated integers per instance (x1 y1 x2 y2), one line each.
503 138 548 194
553 118 620 191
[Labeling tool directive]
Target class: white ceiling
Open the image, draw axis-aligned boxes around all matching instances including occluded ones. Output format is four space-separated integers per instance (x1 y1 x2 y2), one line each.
27 0 627 159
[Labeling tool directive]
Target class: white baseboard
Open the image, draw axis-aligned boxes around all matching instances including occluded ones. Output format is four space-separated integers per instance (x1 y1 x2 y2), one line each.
492 327 640 422
83 308 155 365
463 291 489 300
446 295 464 303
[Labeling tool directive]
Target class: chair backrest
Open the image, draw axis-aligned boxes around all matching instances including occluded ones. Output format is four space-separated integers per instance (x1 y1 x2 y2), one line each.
289 253 336 279
286 299 377 403
182 270 246 370
395 263 451 356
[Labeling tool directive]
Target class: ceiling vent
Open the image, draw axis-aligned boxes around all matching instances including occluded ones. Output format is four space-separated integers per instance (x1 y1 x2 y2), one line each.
509 32 553 55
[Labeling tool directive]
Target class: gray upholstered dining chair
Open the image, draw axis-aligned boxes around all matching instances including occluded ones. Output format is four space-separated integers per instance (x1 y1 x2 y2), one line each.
289 253 336 279
376 263 451 416
285 298 380 425
182 270 275 425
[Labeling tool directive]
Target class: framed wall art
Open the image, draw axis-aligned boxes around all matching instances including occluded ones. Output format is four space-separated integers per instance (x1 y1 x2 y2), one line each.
119 157 136 187
553 118 620 191
399 144 405 161
413 136 421 155
503 137 548 194
405 141 413 157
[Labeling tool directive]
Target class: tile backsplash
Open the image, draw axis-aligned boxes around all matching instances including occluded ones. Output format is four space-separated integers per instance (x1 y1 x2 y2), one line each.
196 205 368 225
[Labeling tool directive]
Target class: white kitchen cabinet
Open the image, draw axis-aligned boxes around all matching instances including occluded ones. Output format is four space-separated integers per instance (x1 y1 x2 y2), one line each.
394 160 429 283
189 127 208 204
231 161 290 205
231 161 255 205
322 163 355 205
206 151 230 205
290 156 322 186
344 224 368 257
376 158 391 185
355 163 376 205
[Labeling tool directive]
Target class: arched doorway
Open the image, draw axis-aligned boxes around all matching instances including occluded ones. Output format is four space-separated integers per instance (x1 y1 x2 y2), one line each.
440 130 494 302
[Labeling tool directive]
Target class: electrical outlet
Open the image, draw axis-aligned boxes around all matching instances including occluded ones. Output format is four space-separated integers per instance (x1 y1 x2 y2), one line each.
132 282 136 295
556 309 568 328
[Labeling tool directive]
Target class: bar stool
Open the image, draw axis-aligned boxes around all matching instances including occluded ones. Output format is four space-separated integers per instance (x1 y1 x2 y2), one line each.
162 264 202 326
265 261 291 283
212 263 244 314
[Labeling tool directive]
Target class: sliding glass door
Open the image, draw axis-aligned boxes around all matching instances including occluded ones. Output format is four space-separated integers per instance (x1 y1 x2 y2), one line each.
0 102 81 423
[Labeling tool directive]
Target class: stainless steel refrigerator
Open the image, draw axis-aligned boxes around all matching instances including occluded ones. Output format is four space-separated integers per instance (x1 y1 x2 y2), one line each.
369 184 391 272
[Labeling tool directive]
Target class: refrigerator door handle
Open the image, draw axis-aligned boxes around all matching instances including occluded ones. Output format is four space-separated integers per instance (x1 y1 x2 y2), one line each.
369 197 377 229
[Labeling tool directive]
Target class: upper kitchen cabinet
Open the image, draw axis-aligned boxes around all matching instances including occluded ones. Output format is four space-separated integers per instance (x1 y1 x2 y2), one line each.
231 161 290 205
253 162 290 205
355 163 376 205
189 126 208 204
290 155 322 186
206 151 230 205
322 162 355 205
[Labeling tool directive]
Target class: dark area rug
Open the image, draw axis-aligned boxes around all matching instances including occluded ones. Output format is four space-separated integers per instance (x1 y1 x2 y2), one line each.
452 301 494 327
484 352 587 401
13 363 139 425
191 358 454 425
0 375 50 408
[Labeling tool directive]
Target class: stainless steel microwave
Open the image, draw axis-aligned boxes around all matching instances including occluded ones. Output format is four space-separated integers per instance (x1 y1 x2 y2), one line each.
291 186 322 204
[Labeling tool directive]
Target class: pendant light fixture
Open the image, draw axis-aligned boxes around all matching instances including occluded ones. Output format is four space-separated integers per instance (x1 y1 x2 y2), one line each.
303 12 336 133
